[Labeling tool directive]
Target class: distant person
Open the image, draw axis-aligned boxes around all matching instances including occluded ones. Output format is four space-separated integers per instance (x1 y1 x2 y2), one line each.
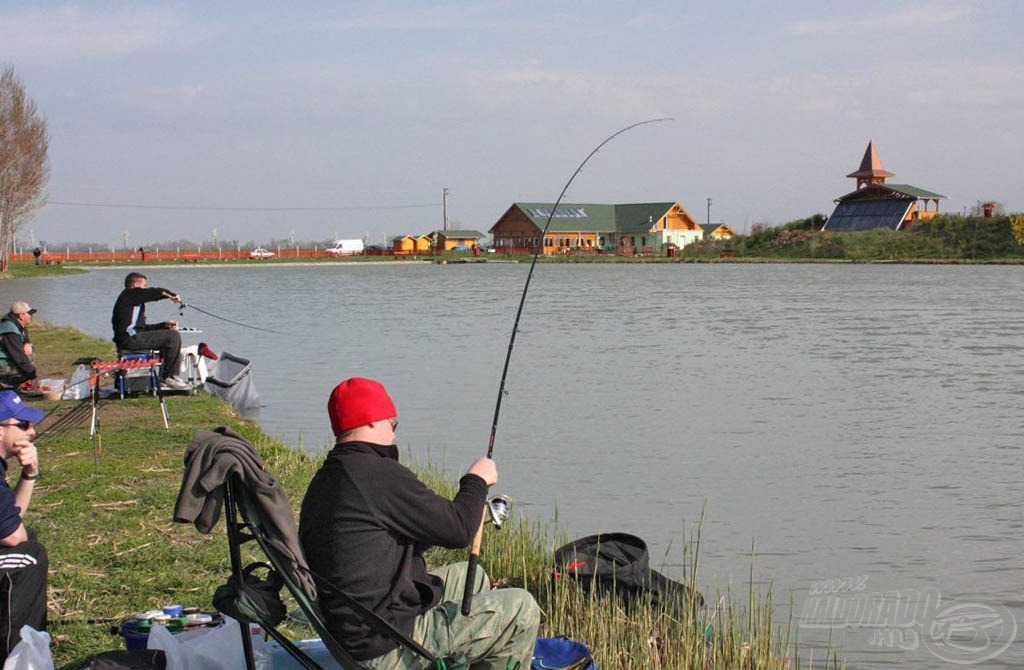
0 303 37 390
139 247 147 262
0 390 48 662
110 272 188 390
31 248 40 266
300 377 539 669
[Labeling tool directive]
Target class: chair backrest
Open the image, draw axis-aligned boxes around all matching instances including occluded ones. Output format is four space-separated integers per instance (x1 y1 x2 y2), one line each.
178 428 438 670
227 476 362 669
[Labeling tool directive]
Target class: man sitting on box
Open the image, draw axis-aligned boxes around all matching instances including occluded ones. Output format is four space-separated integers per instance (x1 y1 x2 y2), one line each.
111 272 189 391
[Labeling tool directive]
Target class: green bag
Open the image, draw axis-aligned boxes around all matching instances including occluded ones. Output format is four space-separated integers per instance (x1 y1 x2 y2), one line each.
213 562 287 627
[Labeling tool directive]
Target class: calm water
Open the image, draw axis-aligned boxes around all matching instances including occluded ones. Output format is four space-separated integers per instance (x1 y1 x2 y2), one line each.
8 263 1023 669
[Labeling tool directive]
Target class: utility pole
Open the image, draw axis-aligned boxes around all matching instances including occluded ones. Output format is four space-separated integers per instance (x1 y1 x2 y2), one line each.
443 188 449 231
706 197 712 226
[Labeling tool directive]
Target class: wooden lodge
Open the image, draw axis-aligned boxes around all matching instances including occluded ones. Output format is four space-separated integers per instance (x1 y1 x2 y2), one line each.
489 202 711 255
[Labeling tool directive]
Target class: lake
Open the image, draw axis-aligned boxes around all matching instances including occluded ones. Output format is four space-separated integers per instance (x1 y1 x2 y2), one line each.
9 261 1023 669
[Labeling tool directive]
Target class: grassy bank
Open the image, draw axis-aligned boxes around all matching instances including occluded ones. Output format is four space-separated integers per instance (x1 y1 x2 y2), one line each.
25 321 817 668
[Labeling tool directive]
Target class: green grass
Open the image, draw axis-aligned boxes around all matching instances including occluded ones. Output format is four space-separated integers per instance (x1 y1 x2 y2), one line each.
1 261 85 279
23 322 822 668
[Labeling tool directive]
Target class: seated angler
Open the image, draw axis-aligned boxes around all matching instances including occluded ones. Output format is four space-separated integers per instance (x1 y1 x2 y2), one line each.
110 272 188 391
0 302 37 391
300 378 539 670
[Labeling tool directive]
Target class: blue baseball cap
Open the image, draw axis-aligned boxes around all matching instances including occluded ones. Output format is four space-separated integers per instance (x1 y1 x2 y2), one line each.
0 391 47 424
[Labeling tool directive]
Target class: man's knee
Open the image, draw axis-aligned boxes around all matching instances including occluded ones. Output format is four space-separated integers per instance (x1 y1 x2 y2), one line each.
0 537 48 567
489 587 540 634
511 589 540 631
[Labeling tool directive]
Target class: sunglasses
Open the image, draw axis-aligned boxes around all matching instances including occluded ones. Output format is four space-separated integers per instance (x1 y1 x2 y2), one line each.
390 419 399 432
0 420 32 431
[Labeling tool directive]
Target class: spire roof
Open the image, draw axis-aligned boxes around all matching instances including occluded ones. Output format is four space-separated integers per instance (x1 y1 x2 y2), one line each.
846 140 895 180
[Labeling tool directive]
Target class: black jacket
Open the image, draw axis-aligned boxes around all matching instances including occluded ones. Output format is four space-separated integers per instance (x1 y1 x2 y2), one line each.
299 441 487 660
110 287 174 347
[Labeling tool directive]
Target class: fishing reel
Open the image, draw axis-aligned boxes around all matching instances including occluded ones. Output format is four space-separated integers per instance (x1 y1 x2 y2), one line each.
486 494 512 529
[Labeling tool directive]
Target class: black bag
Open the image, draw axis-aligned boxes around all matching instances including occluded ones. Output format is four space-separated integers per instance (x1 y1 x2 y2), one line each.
554 533 702 611
212 561 287 626
62 650 167 670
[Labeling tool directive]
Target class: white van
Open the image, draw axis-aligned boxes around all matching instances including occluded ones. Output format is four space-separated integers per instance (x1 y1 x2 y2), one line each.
325 239 364 256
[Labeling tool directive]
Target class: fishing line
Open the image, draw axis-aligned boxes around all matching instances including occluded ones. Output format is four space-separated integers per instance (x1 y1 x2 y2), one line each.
486 117 672 458
462 117 673 615
178 302 286 335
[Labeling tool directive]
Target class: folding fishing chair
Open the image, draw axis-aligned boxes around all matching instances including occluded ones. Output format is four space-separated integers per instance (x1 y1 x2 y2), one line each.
174 428 458 670
222 474 354 670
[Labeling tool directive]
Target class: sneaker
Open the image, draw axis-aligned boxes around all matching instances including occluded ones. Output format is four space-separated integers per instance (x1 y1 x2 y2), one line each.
160 377 189 391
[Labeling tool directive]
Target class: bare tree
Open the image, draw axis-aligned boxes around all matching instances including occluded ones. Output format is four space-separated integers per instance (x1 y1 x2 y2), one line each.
0 65 49 272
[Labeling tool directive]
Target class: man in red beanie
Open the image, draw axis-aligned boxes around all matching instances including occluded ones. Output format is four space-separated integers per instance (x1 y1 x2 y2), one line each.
300 378 539 670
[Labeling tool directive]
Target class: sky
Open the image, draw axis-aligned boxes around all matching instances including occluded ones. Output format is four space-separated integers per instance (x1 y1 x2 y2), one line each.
3 1 1022 248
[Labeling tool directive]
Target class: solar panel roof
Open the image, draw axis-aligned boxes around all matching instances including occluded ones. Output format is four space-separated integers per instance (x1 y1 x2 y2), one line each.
824 200 913 232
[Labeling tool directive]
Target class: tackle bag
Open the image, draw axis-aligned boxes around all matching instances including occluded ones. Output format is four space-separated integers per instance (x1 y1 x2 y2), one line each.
553 532 702 611
212 562 287 627
531 637 596 670
62 650 167 670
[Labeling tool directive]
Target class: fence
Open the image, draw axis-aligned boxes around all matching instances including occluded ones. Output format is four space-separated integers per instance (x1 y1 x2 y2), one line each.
8 246 395 264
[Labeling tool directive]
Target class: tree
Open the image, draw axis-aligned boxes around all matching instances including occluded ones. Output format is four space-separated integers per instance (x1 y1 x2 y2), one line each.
1010 214 1024 247
0 65 49 272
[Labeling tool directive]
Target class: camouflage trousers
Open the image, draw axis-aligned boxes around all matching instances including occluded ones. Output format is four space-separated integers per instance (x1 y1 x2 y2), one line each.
364 562 540 670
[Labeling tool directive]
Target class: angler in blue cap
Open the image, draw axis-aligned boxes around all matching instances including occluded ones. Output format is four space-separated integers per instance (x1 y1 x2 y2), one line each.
0 390 48 662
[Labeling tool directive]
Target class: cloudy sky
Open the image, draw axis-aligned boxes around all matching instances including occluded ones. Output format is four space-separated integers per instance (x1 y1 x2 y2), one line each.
4 1 1021 247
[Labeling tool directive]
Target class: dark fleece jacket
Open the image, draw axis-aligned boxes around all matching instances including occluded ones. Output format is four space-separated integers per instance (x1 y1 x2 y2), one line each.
299 441 487 660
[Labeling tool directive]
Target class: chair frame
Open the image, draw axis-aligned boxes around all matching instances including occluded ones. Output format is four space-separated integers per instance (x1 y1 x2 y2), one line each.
223 477 361 670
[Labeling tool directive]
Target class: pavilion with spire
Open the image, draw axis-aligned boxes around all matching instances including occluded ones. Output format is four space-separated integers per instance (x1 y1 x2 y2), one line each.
823 141 946 232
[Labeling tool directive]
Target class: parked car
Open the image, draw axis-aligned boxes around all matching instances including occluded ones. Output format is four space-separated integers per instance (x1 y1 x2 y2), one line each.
249 247 275 259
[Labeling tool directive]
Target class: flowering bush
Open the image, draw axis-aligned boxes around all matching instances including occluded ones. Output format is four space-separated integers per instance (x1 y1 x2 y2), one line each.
771 229 809 248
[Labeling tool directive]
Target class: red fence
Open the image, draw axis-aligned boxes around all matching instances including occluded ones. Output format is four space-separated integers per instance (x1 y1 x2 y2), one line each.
8 247 394 264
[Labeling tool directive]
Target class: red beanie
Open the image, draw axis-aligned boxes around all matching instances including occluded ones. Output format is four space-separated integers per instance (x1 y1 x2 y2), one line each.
328 377 397 435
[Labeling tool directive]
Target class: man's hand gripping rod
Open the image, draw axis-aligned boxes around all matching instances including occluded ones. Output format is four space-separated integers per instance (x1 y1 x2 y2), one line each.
459 118 672 616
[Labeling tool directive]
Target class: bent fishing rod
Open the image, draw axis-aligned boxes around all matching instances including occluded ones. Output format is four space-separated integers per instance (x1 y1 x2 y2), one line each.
461 117 673 615
161 292 286 335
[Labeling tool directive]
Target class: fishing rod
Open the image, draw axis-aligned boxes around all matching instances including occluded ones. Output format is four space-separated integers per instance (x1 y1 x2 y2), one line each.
461 117 673 615
173 299 286 335
159 290 285 334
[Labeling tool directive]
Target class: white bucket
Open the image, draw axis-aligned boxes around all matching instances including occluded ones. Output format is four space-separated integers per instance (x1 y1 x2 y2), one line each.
38 378 65 401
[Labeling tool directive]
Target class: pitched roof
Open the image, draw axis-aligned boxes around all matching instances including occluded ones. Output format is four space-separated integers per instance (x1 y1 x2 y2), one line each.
847 140 895 180
511 202 678 233
884 184 947 200
613 203 680 232
824 200 914 232
835 183 945 203
432 230 485 239
514 203 617 232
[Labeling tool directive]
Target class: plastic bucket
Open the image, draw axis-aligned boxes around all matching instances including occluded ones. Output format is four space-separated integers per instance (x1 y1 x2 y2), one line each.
119 626 150 650
38 378 65 401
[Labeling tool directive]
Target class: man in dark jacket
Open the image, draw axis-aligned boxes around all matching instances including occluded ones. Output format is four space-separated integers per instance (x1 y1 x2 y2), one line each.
110 272 188 390
0 391 48 663
0 303 37 390
300 378 539 670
